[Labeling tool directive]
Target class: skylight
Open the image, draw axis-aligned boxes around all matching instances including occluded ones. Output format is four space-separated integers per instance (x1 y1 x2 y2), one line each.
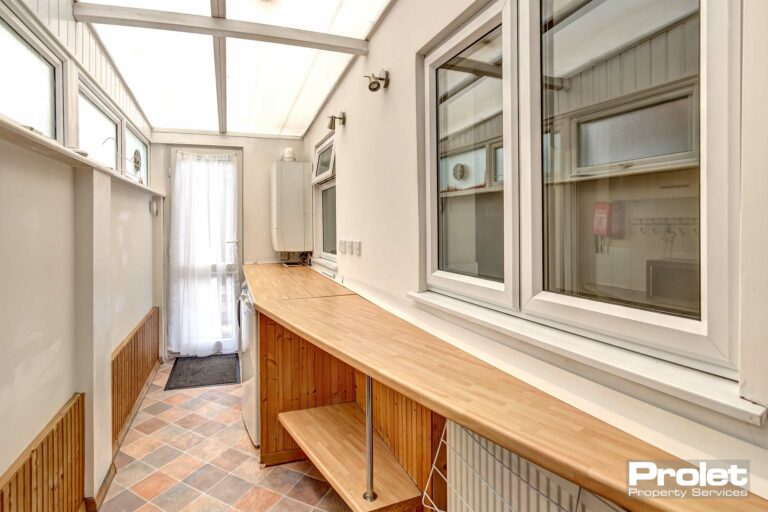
82 0 391 136
94 25 219 131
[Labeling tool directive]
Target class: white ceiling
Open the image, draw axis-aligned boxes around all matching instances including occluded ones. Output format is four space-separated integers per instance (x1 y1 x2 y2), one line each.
89 0 390 135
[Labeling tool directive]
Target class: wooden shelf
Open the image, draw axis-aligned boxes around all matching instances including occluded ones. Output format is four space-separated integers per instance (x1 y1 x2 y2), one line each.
278 403 422 512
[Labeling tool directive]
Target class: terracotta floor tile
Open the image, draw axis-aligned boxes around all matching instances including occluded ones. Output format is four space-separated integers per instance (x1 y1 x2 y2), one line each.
136 504 163 512
228 386 244 397
123 430 145 445
304 464 326 483
135 417 169 435
234 486 282 512
183 494 230 512
122 437 165 460
197 402 229 420
115 451 136 470
142 445 183 469
164 393 193 406
131 472 177 501
179 398 208 411
314 489 351 512
183 464 228 492
186 438 228 461
198 390 227 403
162 455 205 481
166 430 206 451
157 407 189 424
283 460 312 474
232 457 271 484
214 408 243 425
271 496 313 512
233 436 258 455
175 413 208 430
143 402 173 416
106 482 125 501
215 394 240 408
286 476 330 507
207 474 254 505
194 420 227 438
210 448 249 472
101 489 147 512
114 461 156 487
260 467 303 494
132 411 154 425
151 483 200 512
151 424 187 444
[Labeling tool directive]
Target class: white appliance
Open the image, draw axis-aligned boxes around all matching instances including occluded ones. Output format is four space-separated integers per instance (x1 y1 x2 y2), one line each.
239 285 259 445
271 160 312 252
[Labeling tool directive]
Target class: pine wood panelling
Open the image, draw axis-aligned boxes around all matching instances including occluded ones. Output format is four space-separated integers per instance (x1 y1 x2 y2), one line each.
259 314 357 466
355 372 446 508
0 394 85 512
111 307 160 444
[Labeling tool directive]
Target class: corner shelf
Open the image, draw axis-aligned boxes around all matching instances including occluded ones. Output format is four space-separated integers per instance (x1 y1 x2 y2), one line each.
278 403 422 512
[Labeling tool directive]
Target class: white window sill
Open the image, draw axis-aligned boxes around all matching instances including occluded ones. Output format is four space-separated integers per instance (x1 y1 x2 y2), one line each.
408 290 767 426
311 257 338 273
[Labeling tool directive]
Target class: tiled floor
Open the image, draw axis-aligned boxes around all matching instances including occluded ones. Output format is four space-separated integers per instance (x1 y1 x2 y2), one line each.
103 358 351 512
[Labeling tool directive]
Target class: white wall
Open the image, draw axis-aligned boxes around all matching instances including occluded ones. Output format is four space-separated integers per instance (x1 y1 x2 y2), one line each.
0 140 77 473
151 132 305 264
301 0 768 496
110 183 154 348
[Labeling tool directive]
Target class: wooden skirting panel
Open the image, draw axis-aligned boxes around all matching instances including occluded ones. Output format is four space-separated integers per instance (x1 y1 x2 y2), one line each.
259 314 357 465
0 394 85 512
111 307 160 443
355 372 447 509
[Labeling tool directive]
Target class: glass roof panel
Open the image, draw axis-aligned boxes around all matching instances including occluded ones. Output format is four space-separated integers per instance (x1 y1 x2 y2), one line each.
94 25 219 131
80 0 210 16
226 0 390 38
227 38 351 136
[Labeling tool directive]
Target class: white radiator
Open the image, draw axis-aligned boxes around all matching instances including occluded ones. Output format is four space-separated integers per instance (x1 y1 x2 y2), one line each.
423 421 626 512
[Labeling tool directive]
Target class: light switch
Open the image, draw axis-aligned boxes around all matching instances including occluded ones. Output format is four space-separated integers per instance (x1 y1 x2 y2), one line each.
338 240 347 254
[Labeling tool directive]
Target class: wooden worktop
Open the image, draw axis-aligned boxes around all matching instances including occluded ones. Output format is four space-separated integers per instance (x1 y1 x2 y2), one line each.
243 263 353 301
243 264 767 512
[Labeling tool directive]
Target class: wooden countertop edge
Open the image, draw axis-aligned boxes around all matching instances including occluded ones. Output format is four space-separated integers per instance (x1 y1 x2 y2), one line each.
244 266 767 512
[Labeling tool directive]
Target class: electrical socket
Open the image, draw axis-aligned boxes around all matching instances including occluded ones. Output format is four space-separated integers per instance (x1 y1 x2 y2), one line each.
353 240 361 256
338 240 347 254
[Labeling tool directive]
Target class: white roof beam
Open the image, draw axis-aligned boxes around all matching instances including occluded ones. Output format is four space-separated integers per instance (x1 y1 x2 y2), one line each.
73 3 369 55
211 0 227 134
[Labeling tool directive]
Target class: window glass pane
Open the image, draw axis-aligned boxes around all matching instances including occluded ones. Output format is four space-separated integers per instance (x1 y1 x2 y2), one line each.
322 185 337 255
493 146 503 183
125 128 149 185
578 97 693 167
78 93 117 169
436 25 504 282
0 19 55 137
94 25 218 131
77 0 210 15
542 0 701 319
316 144 333 176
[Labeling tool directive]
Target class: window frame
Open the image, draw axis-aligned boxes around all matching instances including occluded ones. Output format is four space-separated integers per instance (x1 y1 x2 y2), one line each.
0 3 64 143
423 0 519 311
77 79 123 172
124 121 151 186
314 177 338 263
518 0 740 375
312 134 336 184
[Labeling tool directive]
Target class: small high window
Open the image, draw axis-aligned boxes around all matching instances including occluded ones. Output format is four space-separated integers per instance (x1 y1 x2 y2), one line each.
78 90 119 170
125 127 149 185
313 134 338 263
0 17 56 138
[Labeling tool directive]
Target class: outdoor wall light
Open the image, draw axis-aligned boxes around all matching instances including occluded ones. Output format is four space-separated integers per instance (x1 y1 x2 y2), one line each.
365 70 389 92
327 112 346 130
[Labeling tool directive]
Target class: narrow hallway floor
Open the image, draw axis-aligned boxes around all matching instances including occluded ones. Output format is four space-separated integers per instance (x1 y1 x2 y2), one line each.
103 358 351 512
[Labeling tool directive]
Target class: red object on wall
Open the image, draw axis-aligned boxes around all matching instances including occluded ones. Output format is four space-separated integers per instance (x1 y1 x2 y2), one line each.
593 202 612 236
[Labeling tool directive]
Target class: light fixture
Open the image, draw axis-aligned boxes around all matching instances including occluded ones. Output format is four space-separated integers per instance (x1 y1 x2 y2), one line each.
327 112 346 130
365 70 389 92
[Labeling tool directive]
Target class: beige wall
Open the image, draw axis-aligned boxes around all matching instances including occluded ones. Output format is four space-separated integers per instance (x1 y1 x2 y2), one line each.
110 182 154 349
0 140 78 473
151 132 305 264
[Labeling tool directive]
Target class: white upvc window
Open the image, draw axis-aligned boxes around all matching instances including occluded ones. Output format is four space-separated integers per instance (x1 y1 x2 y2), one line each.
424 0 740 377
0 8 63 141
424 0 518 310
313 133 337 264
77 83 121 171
125 123 150 185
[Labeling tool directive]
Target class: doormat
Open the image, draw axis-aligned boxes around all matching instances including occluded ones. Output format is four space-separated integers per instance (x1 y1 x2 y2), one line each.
165 353 240 390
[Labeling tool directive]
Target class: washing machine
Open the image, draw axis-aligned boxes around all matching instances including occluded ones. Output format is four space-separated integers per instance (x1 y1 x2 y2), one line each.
238 284 259 446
